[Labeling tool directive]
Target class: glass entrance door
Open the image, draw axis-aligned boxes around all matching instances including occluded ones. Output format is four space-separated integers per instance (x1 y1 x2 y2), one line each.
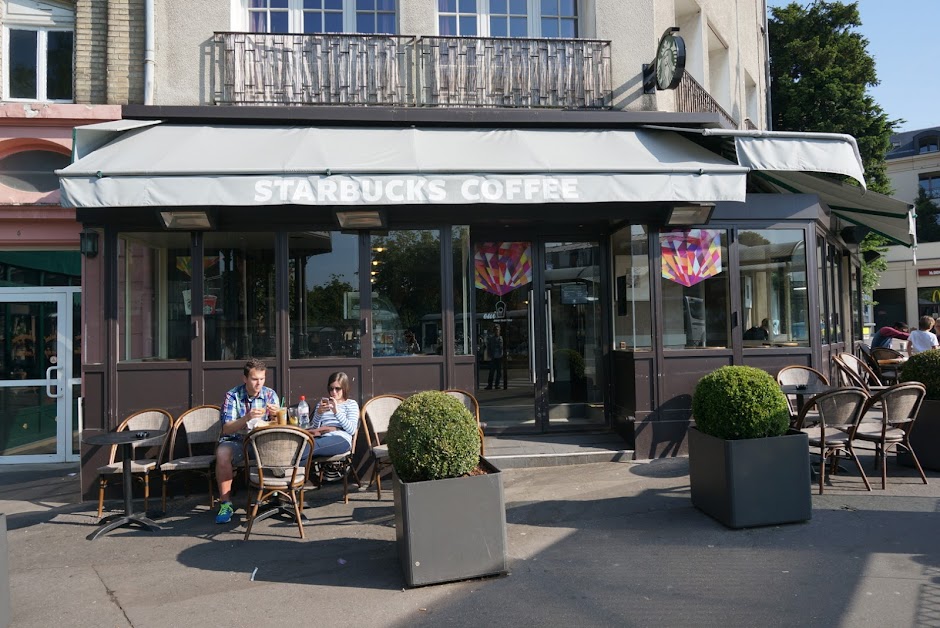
473 239 605 431
544 241 605 426
0 290 79 462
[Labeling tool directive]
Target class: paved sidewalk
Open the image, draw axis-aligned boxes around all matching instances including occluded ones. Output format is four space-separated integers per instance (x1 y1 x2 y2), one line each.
2 453 939 627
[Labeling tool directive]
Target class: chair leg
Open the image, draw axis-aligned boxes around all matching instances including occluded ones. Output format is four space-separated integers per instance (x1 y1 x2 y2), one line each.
207 472 215 508
902 441 929 485
375 467 383 500
243 488 262 541
881 444 888 490
292 491 305 540
847 444 872 491
143 474 150 513
97 477 106 518
818 449 826 495
161 472 169 513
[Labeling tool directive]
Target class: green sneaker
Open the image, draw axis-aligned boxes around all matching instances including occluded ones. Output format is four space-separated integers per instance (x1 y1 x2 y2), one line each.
215 501 234 524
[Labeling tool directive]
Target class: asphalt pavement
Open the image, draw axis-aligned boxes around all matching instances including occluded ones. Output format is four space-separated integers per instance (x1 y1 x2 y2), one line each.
1 451 939 627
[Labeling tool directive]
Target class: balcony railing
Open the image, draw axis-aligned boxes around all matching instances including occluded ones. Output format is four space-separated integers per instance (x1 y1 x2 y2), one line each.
213 32 611 109
675 71 737 128
213 32 414 106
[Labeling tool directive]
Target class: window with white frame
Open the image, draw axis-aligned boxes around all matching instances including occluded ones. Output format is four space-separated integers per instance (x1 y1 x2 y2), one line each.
3 0 75 101
247 0 396 34
920 173 940 199
437 0 578 38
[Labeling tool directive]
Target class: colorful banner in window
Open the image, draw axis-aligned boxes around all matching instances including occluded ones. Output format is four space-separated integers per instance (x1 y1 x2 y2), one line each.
474 242 532 296
660 229 722 287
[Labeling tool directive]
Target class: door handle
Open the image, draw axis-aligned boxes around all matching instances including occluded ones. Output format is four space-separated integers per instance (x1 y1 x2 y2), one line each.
46 365 64 398
545 289 555 383
528 289 536 384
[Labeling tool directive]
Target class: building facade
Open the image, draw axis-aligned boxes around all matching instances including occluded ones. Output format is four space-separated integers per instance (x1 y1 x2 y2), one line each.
4 1 918 496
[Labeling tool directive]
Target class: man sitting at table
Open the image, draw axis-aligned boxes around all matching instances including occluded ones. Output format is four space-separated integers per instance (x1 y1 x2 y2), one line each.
214 358 279 525
908 316 939 356
870 321 909 349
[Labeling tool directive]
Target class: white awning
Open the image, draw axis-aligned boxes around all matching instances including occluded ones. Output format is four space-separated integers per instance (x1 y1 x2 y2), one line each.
757 171 916 247
58 123 749 208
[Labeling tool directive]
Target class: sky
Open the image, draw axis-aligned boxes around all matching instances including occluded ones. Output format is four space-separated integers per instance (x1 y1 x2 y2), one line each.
767 1 938 134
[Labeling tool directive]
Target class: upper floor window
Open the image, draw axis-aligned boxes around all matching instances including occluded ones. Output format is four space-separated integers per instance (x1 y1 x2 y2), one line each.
918 135 939 154
437 0 577 38
920 173 940 199
4 27 73 101
248 0 396 34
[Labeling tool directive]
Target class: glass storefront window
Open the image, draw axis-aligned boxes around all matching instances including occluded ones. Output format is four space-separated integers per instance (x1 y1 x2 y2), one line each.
117 233 191 361
738 229 809 347
611 225 651 350
452 226 471 356
203 233 276 361
660 229 729 349
0 251 80 287
371 230 442 357
288 231 360 359
830 247 844 343
817 235 829 344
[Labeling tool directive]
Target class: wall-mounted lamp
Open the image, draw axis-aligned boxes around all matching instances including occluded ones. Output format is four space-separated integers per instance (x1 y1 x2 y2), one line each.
79 227 99 258
160 210 213 230
336 209 385 230
665 203 715 226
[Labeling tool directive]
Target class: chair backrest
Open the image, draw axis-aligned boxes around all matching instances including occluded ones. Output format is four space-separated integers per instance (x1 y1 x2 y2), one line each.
866 382 926 429
797 387 869 432
361 394 405 448
170 405 222 459
776 366 829 387
111 409 174 465
442 389 480 424
871 346 904 361
833 354 882 390
245 426 312 484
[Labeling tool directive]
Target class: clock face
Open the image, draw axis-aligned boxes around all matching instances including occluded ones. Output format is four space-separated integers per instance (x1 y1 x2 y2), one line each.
655 33 685 90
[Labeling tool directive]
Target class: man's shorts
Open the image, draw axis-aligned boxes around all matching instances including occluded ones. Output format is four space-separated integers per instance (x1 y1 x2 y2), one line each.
216 440 246 466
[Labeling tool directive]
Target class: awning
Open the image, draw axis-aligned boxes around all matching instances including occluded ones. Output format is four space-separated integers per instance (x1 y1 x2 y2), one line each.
757 171 916 248
58 123 749 208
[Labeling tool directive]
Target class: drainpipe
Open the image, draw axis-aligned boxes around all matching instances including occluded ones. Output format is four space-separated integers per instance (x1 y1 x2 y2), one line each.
144 0 155 105
763 0 772 130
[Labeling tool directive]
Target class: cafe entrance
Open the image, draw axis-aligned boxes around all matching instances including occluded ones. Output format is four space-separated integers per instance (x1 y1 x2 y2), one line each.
0 288 81 463
472 237 607 432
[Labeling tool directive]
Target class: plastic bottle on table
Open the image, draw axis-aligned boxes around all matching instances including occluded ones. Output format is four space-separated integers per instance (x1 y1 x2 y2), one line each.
297 396 310 429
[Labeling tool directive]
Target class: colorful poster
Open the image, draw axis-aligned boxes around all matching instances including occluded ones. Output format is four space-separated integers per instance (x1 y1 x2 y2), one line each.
660 229 722 287
474 242 532 296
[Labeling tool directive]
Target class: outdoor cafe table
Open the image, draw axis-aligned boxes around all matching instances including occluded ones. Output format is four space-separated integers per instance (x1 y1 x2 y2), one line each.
83 430 166 541
779 382 838 417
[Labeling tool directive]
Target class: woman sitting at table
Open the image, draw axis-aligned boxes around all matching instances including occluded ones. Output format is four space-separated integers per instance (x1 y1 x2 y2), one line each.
908 315 939 356
306 371 359 459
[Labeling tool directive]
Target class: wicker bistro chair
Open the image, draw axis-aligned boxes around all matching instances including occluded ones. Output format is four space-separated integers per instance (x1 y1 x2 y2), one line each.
242 426 314 541
855 383 929 490
833 353 885 392
95 409 173 518
360 394 405 500
311 425 361 505
159 405 222 512
443 389 486 456
870 347 906 385
794 387 872 494
776 366 830 425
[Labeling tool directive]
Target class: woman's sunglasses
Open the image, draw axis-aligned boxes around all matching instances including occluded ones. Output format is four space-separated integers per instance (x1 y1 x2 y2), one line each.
329 386 343 392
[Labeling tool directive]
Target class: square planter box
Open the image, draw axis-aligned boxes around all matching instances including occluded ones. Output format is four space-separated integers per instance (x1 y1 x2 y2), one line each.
393 457 508 587
898 398 940 471
688 427 812 529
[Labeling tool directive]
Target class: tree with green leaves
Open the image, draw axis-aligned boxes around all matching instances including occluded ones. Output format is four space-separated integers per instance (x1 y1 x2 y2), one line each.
769 1 901 303
769 1 898 194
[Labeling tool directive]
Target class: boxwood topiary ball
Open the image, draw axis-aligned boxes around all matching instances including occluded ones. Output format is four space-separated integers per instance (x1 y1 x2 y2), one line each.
386 390 481 483
900 350 940 400
692 365 790 440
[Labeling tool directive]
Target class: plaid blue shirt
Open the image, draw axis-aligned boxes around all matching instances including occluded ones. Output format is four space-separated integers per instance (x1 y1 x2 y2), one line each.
219 384 279 443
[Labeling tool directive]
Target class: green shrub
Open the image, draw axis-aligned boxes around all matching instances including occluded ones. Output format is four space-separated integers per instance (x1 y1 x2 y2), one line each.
691 365 790 440
900 350 940 400
386 391 480 483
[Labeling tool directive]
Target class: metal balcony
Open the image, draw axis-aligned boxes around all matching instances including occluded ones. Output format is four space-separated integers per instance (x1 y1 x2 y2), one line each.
675 71 737 128
212 32 611 109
